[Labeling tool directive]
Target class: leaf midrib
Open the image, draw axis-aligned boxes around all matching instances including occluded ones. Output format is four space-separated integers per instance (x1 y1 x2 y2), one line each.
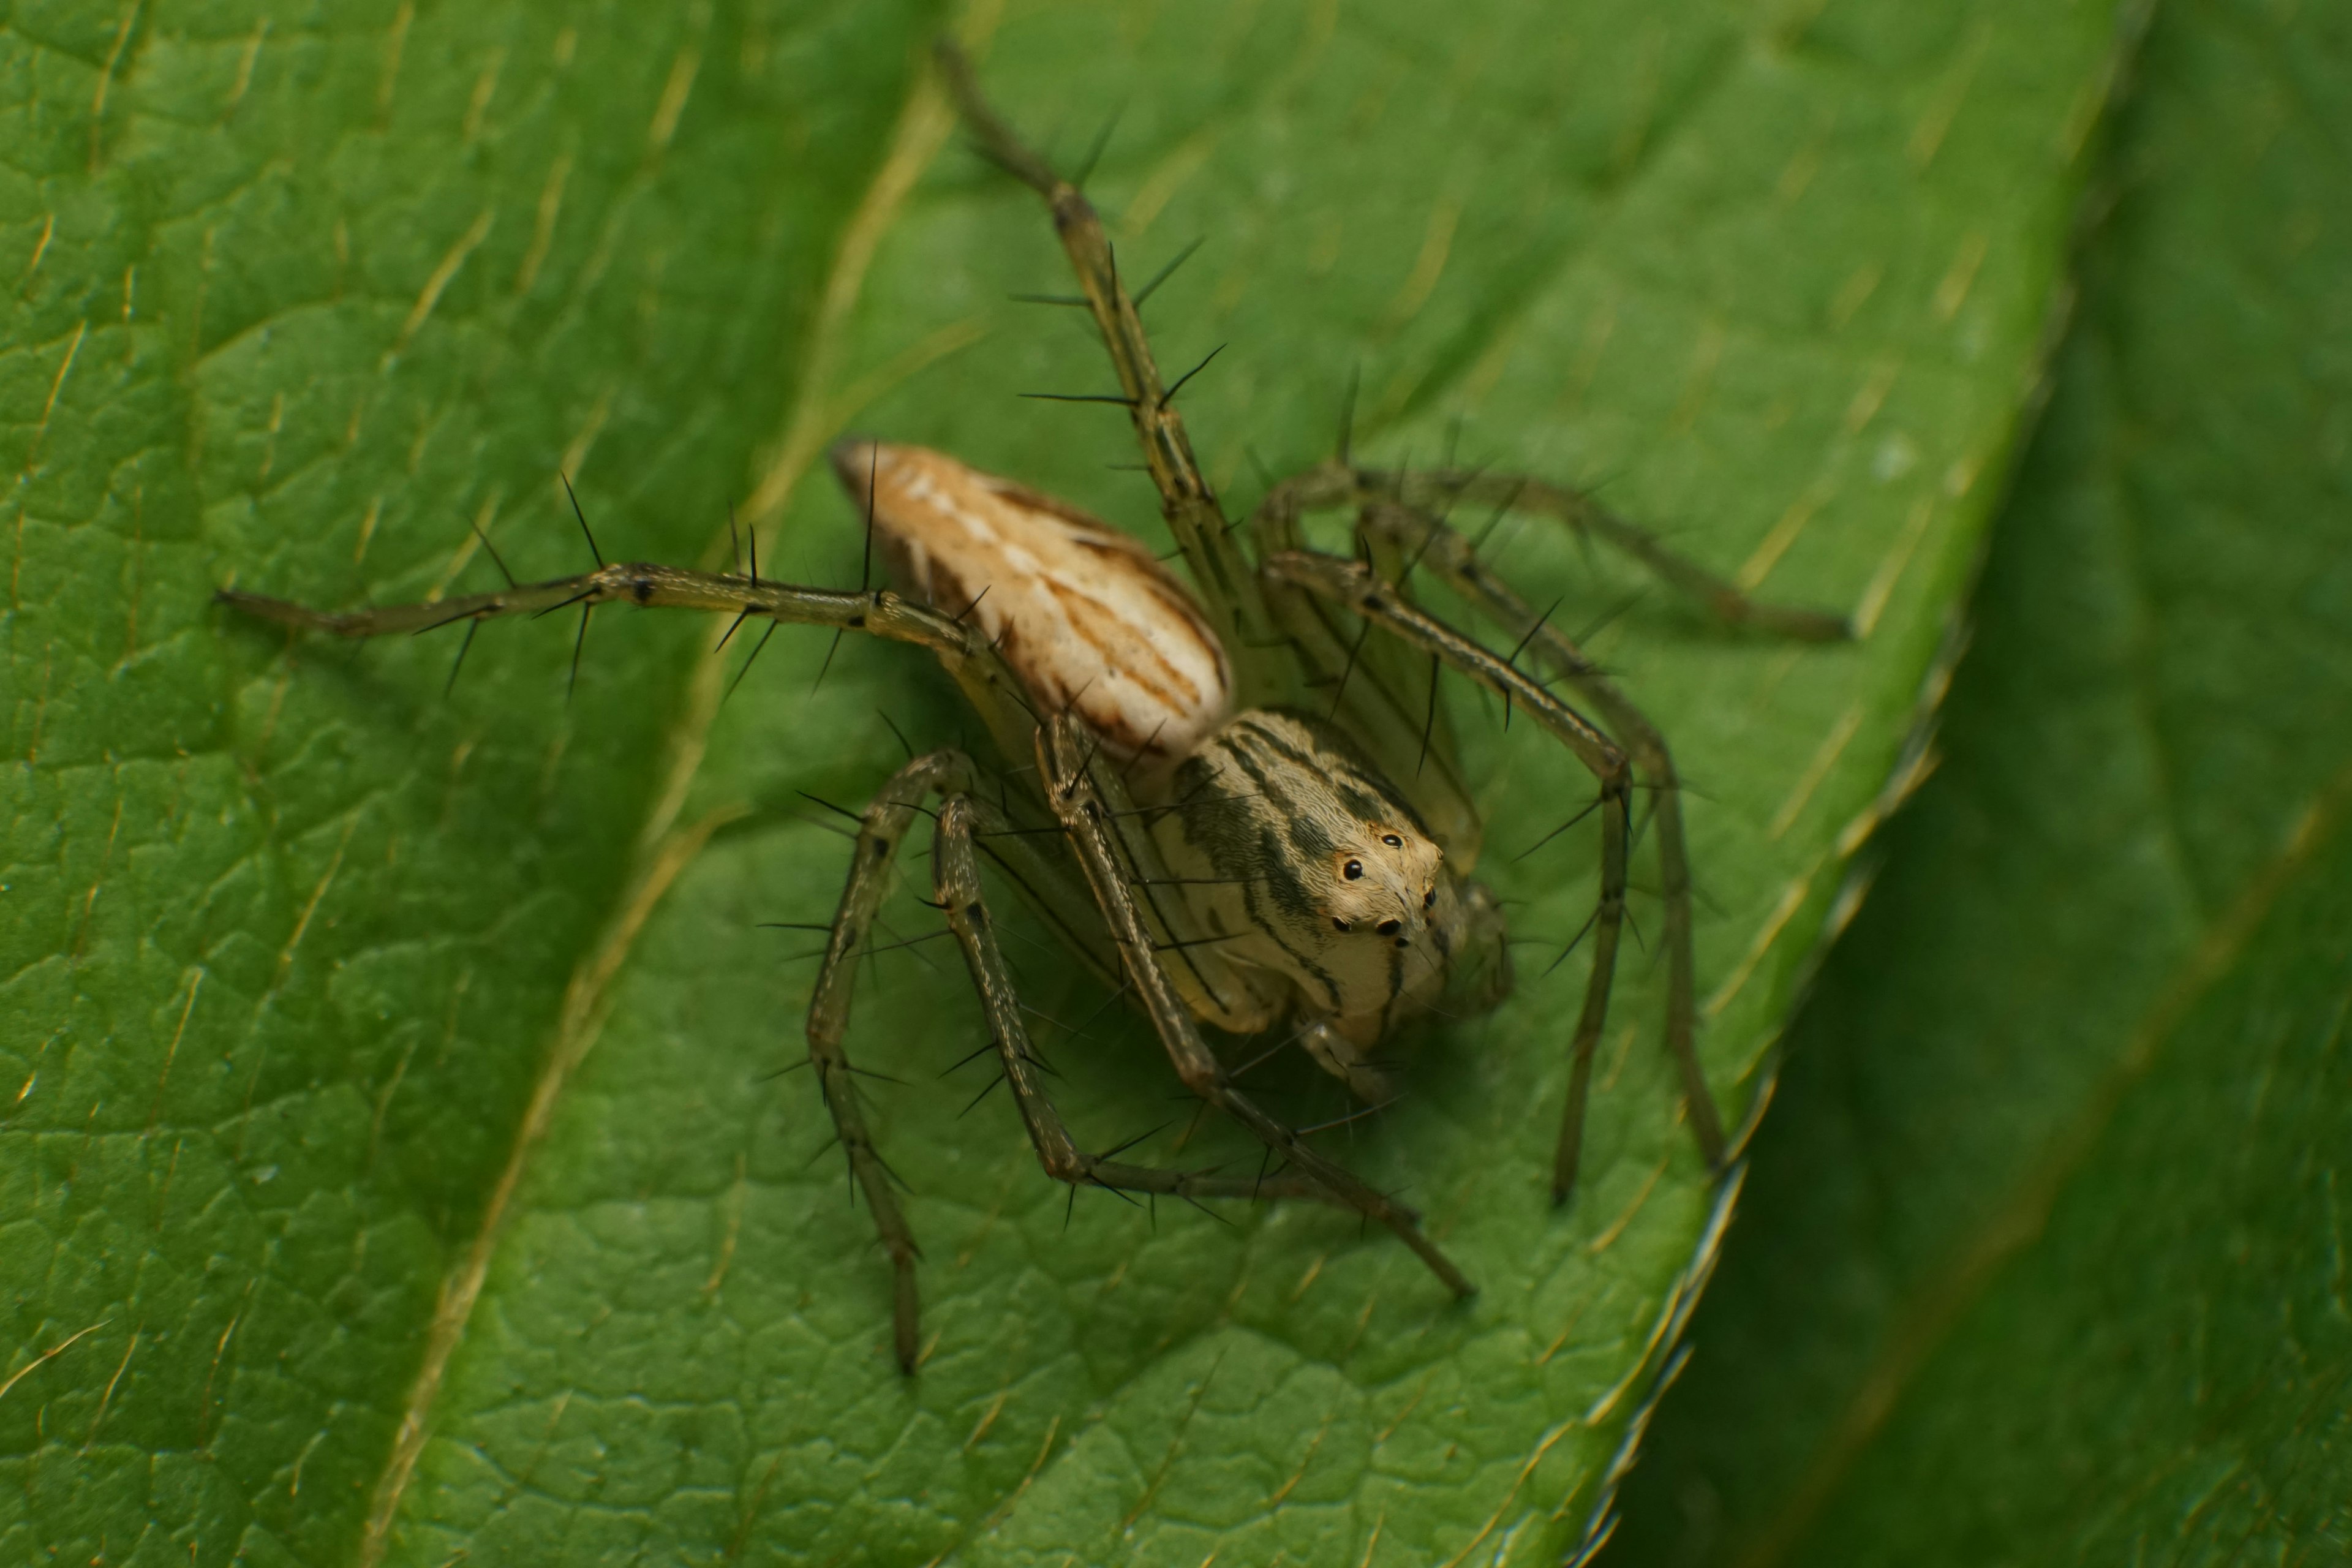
350 50 976 1564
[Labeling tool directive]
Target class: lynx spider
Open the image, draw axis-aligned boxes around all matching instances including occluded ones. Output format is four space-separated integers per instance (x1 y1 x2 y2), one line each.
221 45 1849 1373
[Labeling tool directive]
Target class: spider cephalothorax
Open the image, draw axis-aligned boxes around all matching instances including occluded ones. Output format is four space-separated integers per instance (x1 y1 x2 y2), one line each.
220 42 1847 1373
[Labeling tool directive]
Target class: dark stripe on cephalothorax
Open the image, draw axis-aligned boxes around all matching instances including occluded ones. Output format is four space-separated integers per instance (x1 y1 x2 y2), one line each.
1216 741 1321 924
1225 733 1338 873
1249 711 1428 831
1236 822 1340 1012
1221 722 1343 871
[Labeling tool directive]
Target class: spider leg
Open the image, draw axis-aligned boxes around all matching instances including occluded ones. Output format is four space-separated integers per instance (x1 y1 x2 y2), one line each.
217 559 1046 714
1039 711 1477 1300
1262 461 1855 642
1349 497 1713 1204
810 750 1324 1376
935 42 1280 684
1257 549 1724 1207
1245 478 1488 860
936 795 1330 1208
804 750 973 1374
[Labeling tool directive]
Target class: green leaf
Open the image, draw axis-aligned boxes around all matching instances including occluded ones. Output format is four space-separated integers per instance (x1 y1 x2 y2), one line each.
1 2 2124 1563
1608 1 2352 1562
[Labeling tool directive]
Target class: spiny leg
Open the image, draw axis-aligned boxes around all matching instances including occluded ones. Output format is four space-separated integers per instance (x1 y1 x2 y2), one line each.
1347 497 1716 1201
1257 461 1854 643
217 550 1060 772
805 751 974 1374
934 42 1278 671
1248 472 1490 861
220 559 992 666
811 752 1323 1374
1257 550 1680 1207
935 796 1330 1207
1038 712 1476 1299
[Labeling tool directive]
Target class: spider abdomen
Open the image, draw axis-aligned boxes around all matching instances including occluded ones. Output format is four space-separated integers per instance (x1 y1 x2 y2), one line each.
832 439 1232 772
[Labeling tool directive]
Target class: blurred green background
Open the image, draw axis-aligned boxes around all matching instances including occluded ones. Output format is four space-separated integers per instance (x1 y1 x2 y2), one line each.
2 1 2345 1564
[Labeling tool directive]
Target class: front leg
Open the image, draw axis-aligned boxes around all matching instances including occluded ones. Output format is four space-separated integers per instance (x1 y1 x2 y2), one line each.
1259 550 1692 1207
1038 712 1476 1300
806 751 1329 1375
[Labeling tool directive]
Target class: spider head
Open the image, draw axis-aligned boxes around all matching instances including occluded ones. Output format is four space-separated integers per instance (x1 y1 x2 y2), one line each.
1324 821 1447 947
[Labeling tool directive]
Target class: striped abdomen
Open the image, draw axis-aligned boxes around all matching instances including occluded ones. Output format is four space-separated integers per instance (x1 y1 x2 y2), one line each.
830 440 1232 772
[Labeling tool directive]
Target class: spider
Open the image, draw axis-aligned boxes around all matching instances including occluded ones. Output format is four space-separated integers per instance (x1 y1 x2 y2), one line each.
219 44 1848 1374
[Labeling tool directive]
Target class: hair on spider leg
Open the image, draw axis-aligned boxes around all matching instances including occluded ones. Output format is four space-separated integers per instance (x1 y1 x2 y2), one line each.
1150 931 1254 957
1573 589 1651 650
1540 905 1604 979
1158 343 1226 407
1131 235 1205 310
1068 104 1124 189
1019 389 1142 407
810 624 850 695
441 619 481 697
783 805 859 842
1621 902 1649 959
559 472 605 568
1503 597 1566 670
946 584 992 628
459 512 519 590
1298 1096 1401 1145
1626 792 1661 861
1326 617 1373 719
567 603 593 703
1512 792 1609 863
1230 1017 1322 1083
1097 1118 1175 1165
940 1038 999 1078
1013 997 1081 1040
523 585 596 624
1031 976 1134 1055
971 821 1071 840
957 1071 1008 1119
1469 481 1531 556
794 790 869 827
1415 650 1441 777
864 1152 918 1204
1253 1144 1285 1202
876 709 918 761
724 620 783 703
1075 1179 1147 1223
713 606 757 653
853 923 957 967
1117 719 1173 787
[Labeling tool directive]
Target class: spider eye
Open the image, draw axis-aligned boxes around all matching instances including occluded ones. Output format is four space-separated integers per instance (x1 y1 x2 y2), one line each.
1343 860 1363 880
1382 834 1403 848
1423 889 1436 908
1376 919 1401 935
1332 918 1351 932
